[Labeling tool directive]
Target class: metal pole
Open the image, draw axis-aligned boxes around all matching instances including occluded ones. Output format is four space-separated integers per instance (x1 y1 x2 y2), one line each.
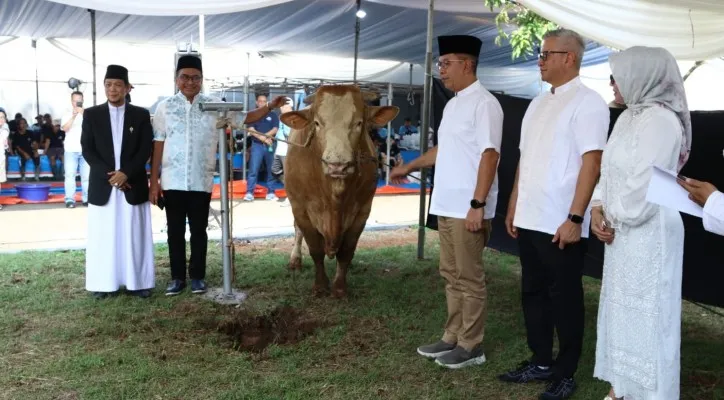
199 15 207 95
385 82 393 185
218 109 232 295
417 0 434 260
243 53 250 181
199 102 245 301
32 39 39 116
353 0 361 82
89 10 97 105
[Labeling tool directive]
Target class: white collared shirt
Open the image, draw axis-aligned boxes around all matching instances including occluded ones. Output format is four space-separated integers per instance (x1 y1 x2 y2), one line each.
514 77 609 238
152 92 246 193
430 80 504 220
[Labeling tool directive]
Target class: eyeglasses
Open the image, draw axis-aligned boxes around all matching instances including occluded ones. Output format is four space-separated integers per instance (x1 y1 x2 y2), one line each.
179 74 202 83
436 59 465 70
538 51 569 61
610 74 615 85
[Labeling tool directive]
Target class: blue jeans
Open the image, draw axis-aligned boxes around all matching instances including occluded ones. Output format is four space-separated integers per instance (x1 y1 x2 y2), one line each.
64 151 89 203
246 141 277 191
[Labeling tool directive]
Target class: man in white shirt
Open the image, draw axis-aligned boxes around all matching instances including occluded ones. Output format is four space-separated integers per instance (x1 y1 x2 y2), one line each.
61 91 90 208
150 55 287 296
390 34 503 370
499 29 609 400
679 177 724 235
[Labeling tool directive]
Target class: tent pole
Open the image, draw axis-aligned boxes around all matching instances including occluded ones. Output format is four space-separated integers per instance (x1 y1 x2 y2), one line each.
32 39 39 116
385 82 393 185
243 52 250 181
199 15 207 95
89 9 97 106
353 0 361 82
417 0 434 260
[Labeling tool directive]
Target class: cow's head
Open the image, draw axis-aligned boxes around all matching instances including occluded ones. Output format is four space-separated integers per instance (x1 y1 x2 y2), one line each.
281 85 398 178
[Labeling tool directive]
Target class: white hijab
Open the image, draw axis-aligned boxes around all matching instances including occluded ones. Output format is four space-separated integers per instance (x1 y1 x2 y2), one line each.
609 46 692 171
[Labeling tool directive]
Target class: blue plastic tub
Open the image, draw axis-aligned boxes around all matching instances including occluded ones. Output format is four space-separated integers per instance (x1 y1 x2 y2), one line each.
15 183 51 201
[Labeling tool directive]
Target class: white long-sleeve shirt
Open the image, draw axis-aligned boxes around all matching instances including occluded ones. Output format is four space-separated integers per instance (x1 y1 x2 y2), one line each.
703 191 724 236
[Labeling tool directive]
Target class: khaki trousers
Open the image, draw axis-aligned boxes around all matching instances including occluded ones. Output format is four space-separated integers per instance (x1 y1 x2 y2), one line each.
438 216 492 351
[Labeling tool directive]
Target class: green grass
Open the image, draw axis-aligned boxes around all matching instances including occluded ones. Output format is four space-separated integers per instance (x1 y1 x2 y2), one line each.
0 230 722 400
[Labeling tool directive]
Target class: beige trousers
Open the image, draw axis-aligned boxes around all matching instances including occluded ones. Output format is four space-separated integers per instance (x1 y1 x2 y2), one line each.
438 216 492 351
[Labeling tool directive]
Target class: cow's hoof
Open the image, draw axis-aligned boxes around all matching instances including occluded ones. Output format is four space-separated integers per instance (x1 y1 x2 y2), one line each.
312 284 329 297
288 256 302 271
331 282 347 298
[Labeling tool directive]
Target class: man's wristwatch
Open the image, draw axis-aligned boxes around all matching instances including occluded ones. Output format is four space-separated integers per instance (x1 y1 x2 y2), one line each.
470 199 486 209
568 213 584 224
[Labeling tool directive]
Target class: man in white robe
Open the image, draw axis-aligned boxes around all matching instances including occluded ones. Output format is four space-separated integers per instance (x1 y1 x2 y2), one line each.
81 64 155 298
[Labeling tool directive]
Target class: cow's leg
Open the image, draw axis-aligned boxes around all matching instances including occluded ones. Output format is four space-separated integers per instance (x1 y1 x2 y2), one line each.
331 222 366 298
288 221 303 271
300 228 329 297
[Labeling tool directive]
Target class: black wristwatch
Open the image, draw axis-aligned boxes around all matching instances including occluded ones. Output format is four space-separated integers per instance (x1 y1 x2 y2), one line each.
568 213 584 224
470 199 486 209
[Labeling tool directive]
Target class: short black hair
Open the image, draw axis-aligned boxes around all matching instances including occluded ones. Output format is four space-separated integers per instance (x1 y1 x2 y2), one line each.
404 117 411 122
256 93 269 100
71 91 83 98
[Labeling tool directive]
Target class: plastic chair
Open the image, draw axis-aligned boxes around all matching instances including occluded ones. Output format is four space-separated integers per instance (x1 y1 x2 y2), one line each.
6 155 21 179
39 155 53 178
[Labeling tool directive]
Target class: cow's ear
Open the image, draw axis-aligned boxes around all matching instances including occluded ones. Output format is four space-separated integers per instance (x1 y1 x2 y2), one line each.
367 106 400 127
280 109 311 130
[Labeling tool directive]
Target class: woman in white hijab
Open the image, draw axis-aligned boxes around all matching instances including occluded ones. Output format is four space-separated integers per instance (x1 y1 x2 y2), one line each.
0 110 9 210
590 46 691 400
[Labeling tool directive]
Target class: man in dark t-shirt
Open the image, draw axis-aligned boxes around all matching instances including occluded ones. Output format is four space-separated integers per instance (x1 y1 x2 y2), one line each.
11 119 40 181
244 94 280 202
44 122 65 178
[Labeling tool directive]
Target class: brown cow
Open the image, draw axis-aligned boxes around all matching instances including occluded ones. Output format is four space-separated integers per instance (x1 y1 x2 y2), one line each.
280 85 399 298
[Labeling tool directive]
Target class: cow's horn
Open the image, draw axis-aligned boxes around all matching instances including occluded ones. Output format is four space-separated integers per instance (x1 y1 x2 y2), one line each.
361 91 379 101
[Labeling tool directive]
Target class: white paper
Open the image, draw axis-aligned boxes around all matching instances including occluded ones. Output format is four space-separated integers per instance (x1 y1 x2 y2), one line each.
645 166 703 218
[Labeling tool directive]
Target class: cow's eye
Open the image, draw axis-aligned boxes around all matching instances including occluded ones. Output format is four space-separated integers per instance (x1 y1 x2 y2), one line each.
314 121 321 128
356 121 362 128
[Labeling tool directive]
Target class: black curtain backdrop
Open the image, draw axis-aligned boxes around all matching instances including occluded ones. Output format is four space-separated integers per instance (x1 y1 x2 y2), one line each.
426 78 724 307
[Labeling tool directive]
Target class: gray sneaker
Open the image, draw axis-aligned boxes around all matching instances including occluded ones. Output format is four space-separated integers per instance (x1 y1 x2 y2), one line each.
417 340 456 359
434 345 486 369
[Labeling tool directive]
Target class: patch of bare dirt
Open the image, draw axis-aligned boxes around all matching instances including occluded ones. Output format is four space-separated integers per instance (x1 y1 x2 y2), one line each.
232 227 438 255
216 306 323 352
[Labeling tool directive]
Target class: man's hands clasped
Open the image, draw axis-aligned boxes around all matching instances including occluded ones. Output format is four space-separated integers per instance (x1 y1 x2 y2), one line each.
108 170 131 191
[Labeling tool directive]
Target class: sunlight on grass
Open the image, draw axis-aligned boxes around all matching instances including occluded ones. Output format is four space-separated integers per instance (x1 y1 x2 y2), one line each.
0 230 721 400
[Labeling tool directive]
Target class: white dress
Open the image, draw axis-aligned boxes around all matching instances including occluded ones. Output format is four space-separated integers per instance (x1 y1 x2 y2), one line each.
592 106 684 400
85 104 155 292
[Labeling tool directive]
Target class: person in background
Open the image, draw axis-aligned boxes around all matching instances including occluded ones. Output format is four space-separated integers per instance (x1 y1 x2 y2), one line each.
501 28 609 400
44 120 65 179
0 111 9 210
398 117 418 136
81 64 155 299
679 178 724 235
244 94 280 202
150 55 288 296
272 97 293 207
8 113 22 134
61 91 90 208
12 118 40 181
390 34 503 370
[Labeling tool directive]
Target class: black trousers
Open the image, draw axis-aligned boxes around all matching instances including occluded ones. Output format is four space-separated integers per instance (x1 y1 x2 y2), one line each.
163 190 212 281
517 228 585 379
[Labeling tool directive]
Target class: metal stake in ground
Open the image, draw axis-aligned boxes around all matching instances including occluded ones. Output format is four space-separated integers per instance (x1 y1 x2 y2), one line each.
199 102 248 305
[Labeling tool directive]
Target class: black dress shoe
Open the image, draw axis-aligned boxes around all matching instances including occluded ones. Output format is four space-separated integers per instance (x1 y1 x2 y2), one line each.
66 202 75 209
165 280 186 296
129 289 152 298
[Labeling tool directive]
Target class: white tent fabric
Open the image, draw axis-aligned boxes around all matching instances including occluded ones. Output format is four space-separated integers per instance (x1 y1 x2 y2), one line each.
520 0 724 60
46 0 293 16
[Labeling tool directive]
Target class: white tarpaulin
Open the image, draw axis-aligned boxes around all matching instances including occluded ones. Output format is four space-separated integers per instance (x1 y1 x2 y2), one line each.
45 0 293 15
520 0 724 60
